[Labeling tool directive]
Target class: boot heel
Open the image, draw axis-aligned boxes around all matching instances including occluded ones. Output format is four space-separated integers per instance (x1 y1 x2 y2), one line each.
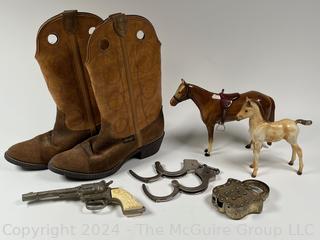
135 134 164 159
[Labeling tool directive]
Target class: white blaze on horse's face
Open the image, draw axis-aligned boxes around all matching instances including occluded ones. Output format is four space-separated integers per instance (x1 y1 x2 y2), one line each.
177 83 186 95
170 81 188 106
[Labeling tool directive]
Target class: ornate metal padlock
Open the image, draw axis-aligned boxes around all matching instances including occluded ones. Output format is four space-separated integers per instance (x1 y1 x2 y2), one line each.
212 178 269 220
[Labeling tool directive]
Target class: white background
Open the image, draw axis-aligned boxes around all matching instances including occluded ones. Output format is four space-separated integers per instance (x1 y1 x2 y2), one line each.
0 0 319 239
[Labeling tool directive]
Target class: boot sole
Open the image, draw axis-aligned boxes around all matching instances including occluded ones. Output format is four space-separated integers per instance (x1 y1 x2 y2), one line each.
48 134 165 180
4 152 48 170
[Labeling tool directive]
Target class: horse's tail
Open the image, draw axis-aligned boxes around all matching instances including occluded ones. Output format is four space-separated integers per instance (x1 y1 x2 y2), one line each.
268 97 276 122
295 119 313 125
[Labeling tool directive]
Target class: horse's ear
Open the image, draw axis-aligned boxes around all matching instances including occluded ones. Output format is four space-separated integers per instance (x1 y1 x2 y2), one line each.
246 99 252 107
181 79 186 84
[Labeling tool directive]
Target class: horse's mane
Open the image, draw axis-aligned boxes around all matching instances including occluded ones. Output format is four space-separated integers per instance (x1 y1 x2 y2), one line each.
188 84 213 95
251 99 269 122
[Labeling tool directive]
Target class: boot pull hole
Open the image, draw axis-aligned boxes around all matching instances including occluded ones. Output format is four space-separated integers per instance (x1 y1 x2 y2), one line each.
48 34 58 45
100 39 109 50
89 27 96 35
137 30 145 40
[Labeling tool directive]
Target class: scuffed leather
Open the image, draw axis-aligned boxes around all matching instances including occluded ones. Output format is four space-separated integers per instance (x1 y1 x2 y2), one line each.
50 14 164 175
51 110 164 173
86 14 162 143
36 11 102 131
6 11 103 166
6 110 96 165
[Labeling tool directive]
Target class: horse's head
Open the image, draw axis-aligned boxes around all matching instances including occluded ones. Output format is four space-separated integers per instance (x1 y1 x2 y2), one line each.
236 97 259 121
170 79 190 106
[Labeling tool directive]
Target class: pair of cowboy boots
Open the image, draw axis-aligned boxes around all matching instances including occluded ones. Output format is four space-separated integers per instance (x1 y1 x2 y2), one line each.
5 11 164 180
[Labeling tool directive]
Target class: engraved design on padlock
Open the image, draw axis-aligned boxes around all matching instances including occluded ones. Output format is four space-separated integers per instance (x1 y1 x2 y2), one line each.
212 178 270 220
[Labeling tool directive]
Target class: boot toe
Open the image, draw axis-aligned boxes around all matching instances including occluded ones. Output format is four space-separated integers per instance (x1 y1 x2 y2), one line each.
5 138 46 169
49 146 90 174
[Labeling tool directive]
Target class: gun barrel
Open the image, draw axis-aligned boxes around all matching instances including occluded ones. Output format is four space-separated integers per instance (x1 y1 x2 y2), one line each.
22 181 112 202
22 192 40 202
22 187 80 202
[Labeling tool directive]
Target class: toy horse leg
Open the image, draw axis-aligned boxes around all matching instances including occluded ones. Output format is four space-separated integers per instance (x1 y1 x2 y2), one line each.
251 142 262 178
204 124 214 157
288 144 297 166
293 144 303 175
267 98 276 146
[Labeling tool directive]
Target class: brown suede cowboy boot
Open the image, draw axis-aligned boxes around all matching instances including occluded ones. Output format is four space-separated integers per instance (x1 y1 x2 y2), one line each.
49 13 165 179
5 11 103 169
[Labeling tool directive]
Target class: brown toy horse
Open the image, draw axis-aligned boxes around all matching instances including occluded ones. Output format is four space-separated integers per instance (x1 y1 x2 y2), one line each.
170 79 275 156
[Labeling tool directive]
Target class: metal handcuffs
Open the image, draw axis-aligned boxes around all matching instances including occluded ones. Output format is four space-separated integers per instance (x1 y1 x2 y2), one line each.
129 159 220 202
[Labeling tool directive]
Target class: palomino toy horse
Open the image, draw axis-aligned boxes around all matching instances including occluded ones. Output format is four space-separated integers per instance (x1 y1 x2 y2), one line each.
236 98 312 177
170 79 275 156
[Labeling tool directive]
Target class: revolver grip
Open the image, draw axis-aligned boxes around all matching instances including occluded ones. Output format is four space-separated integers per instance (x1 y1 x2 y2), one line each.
111 188 145 216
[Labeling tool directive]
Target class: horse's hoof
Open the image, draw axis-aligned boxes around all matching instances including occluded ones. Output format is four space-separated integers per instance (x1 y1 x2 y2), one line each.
267 142 272 146
250 164 254 168
297 171 302 175
245 144 251 149
204 149 208 153
251 173 257 178
288 161 294 166
205 153 210 157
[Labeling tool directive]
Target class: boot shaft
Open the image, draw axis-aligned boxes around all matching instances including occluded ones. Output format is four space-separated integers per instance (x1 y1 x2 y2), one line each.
36 11 102 132
86 13 162 147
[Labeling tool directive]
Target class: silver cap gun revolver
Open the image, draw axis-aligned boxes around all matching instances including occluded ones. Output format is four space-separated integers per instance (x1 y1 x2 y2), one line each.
22 180 145 216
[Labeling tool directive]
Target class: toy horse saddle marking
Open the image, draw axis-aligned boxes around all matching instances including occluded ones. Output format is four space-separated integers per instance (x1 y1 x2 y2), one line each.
219 90 240 108
215 89 240 125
